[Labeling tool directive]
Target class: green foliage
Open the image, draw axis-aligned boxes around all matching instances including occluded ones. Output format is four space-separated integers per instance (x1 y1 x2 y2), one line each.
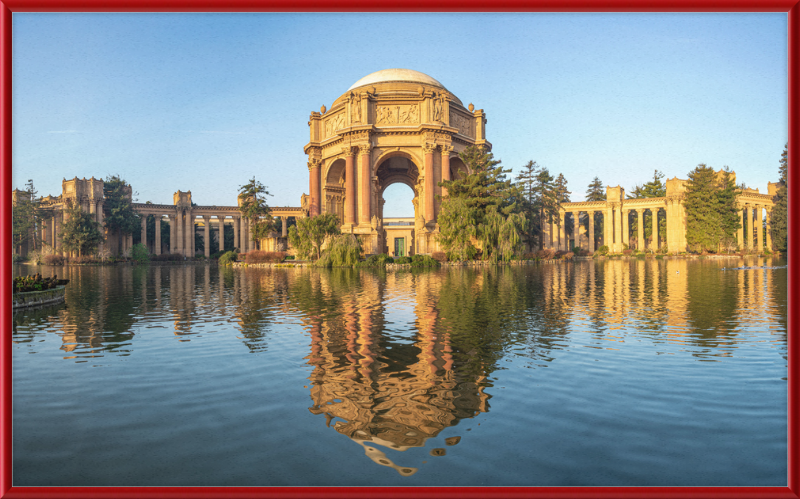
684 164 741 253
60 201 104 257
315 234 362 268
410 254 440 267
596 245 609 255
771 144 788 252
357 254 394 267
238 177 275 244
628 170 667 243
130 243 150 263
104 176 141 255
288 213 341 261
516 162 565 250
394 256 412 264
436 197 478 262
219 251 237 265
440 146 521 215
479 207 526 263
12 180 41 252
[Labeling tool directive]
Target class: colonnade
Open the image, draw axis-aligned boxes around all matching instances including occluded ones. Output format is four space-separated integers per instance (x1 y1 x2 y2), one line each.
138 211 256 257
541 202 773 253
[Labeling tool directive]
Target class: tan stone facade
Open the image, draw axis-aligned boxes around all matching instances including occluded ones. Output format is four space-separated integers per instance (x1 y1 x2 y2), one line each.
304 69 489 256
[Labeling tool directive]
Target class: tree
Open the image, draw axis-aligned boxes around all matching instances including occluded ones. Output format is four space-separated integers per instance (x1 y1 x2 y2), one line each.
60 200 104 257
288 213 340 261
554 173 572 243
438 146 523 260
12 180 41 252
238 177 274 248
515 160 541 249
104 175 141 255
627 170 667 246
584 177 605 248
684 164 741 252
771 144 788 252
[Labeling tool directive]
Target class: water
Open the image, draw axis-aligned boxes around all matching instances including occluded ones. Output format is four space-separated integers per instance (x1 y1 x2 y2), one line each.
12 258 787 486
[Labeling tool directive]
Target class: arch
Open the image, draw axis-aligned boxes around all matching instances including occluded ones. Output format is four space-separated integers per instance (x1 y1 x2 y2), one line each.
449 156 469 180
373 149 423 175
324 157 347 186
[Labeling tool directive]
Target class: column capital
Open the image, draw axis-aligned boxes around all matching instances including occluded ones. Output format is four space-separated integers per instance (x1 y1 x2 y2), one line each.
357 143 371 156
307 158 322 171
341 146 355 157
440 145 453 155
422 144 437 154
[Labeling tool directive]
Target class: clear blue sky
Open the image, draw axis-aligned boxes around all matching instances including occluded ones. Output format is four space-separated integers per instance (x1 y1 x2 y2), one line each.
12 13 788 217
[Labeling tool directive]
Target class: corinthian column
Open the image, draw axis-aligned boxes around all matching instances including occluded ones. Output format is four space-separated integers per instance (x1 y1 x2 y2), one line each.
141 216 147 251
651 209 658 250
637 209 644 251
176 211 184 256
766 208 773 251
233 217 240 251
343 147 355 225
308 159 321 217
359 144 372 225
737 206 745 249
218 217 225 253
559 211 566 251
155 215 162 255
745 204 753 250
588 211 595 253
203 215 211 257
755 204 763 251
423 144 436 223
441 145 452 198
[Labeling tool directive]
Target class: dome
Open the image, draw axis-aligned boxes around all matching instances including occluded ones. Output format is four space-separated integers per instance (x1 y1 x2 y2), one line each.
347 69 447 91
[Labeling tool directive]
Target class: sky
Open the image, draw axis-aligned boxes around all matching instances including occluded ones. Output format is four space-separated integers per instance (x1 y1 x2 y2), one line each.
12 13 788 218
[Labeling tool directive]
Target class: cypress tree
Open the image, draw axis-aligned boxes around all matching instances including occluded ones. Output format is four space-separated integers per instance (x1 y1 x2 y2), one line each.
770 144 788 252
684 164 740 252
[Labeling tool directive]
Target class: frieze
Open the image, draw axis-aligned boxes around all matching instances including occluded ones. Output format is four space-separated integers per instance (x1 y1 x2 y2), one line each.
324 112 346 138
376 104 420 125
449 111 473 137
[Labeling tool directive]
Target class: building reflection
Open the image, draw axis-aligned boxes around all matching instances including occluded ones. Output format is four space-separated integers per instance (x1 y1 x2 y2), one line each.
295 269 491 476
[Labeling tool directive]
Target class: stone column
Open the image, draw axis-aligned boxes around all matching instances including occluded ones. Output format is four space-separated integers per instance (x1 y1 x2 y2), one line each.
745 204 753 250
176 211 184 256
281 216 288 237
53 213 61 254
343 147 355 225
155 216 162 255
309 159 321 217
186 213 194 257
637 209 644 251
559 211 566 251
248 219 255 251
441 146 452 198
219 217 225 253
359 144 372 225
614 204 623 252
588 211 595 253
571 212 580 249
737 207 745 250
756 204 764 251
141 216 147 252
651 209 659 250
423 145 436 223
622 209 629 250
233 217 240 251
766 208 773 251
203 216 211 257
604 206 613 250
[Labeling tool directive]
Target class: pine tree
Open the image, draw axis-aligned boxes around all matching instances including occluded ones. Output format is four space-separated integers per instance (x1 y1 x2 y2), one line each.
770 144 788 252
238 177 275 249
12 180 41 252
684 164 740 252
60 200 104 257
584 177 605 249
438 146 523 260
534 168 559 249
104 175 141 255
515 160 540 249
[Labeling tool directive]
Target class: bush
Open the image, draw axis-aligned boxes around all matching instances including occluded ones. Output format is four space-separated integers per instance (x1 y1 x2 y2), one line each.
131 243 150 264
357 253 394 267
596 245 609 255
12 254 26 264
394 256 412 264
210 251 225 259
431 252 448 263
556 251 574 260
573 248 590 257
284 255 295 260
219 251 237 265
522 252 538 260
27 250 43 265
536 248 557 260
43 254 65 265
411 254 440 267
622 249 633 256
151 253 183 261
317 234 362 267
244 251 286 264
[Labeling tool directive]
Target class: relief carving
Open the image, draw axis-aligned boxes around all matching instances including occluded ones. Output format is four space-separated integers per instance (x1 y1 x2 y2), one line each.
352 93 362 124
376 104 420 125
433 93 446 122
450 112 472 136
325 112 346 137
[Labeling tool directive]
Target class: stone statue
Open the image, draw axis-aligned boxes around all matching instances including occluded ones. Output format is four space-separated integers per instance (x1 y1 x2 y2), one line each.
433 94 444 122
352 93 362 123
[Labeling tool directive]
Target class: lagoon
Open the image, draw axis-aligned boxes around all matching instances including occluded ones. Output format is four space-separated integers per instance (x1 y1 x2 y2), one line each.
11 258 787 486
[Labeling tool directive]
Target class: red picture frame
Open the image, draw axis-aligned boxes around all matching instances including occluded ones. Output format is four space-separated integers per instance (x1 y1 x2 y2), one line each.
1 2 797 498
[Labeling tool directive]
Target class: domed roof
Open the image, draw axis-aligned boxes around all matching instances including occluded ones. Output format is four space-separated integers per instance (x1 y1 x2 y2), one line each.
347 69 446 91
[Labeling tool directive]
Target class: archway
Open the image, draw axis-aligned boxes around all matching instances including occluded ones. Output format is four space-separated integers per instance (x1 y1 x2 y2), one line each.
375 154 421 256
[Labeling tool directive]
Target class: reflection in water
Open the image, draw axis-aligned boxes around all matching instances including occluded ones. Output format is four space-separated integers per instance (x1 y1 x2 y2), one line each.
12 257 788 482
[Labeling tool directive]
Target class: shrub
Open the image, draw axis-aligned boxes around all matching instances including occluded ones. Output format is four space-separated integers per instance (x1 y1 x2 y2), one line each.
536 248 557 260
284 255 295 260
245 251 286 264
316 234 362 268
43 254 65 265
210 251 225 259
596 245 609 255
131 243 150 264
152 253 183 261
357 254 394 267
431 251 448 263
27 250 43 265
556 251 574 260
219 251 237 265
394 256 412 264
622 249 633 256
12 254 26 264
411 254 440 267
573 248 590 257
522 252 538 260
